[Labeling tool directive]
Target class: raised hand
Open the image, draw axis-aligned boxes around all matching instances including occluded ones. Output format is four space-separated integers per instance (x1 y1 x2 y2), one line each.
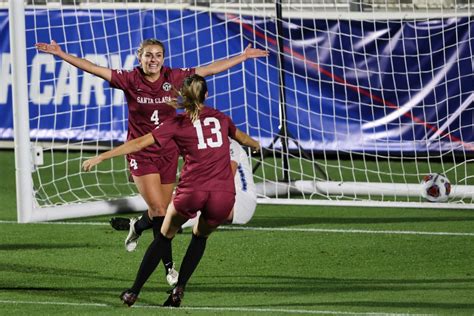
241 44 269 60
35 40 63 56
252 142 261 154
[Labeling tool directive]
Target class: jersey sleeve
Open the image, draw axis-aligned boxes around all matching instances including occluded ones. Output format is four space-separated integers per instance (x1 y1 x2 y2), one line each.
151 120 176 149
109 69 132 90
169 68 196 89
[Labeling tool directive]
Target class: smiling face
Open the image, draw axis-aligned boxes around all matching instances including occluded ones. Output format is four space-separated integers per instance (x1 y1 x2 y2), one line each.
138 44 165 79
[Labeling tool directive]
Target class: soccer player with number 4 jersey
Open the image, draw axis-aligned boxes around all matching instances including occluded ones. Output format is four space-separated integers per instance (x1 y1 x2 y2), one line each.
36 39 268 286
82 74 260 307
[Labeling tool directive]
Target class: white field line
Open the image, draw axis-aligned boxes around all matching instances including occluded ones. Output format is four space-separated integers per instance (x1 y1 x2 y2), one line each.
0 299 433 315
0 220 473 237
220 225 474 237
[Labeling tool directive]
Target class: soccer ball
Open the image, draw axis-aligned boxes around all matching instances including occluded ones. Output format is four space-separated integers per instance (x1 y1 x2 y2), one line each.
421 173 451 202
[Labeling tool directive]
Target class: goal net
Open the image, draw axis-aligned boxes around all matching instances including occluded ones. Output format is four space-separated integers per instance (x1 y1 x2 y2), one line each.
4 0 473 222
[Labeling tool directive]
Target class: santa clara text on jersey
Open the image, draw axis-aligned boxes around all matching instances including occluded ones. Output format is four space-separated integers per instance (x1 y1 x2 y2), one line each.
136 96 172 104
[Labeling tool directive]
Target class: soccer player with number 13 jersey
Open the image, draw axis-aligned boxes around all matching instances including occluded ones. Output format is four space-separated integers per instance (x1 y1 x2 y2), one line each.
82 74 260 307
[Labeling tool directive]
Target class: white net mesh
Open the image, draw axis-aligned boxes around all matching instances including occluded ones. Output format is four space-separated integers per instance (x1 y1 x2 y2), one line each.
7 0 473 220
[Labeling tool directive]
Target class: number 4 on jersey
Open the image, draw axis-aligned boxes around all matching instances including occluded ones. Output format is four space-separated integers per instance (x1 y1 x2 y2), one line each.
193 118 223 149
151 110 159 126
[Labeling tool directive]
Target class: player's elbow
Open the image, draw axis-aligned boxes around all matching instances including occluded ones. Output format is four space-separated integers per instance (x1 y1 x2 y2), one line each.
195 67 212 77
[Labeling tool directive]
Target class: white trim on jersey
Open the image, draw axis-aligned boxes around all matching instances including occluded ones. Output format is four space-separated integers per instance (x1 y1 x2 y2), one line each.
181 139 257 228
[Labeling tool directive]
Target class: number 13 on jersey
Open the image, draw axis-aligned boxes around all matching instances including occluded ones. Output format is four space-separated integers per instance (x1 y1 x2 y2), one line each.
193 118 223 149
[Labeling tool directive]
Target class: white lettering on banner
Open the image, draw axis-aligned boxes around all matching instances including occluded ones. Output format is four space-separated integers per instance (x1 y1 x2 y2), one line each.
30 54 55 105
0 54 12 104
2 53 138 106
136 96 172 104
55 61 78 105
80 54 108 106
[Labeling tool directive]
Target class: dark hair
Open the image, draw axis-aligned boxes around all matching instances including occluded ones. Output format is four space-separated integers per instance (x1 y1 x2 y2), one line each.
137 39 165 58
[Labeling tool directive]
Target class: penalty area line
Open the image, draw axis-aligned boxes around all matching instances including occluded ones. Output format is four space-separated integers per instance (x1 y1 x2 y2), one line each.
0 299 432 315
0 220 473 236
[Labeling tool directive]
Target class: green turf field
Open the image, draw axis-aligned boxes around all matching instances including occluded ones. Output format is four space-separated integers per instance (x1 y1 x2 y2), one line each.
1 149 474 315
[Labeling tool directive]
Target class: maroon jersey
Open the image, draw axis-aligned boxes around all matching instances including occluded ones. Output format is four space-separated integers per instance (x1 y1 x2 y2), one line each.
110 66 195 159
151 106 237 193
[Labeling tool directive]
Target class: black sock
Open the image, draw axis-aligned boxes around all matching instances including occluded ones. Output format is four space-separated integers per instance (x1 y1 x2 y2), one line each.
152 216 164 238
152 217 173 276
177 233 208 288
134 210 153 235
130 233 171 294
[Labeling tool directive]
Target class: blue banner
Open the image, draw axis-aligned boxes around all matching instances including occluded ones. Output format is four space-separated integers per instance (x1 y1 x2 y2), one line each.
275 17 474 152
0 9 472 152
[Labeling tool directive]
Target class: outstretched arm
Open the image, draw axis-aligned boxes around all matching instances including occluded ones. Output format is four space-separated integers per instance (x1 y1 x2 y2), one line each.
234 129 260 153
82 133 155 171
195 44 269 77
35 40 112 81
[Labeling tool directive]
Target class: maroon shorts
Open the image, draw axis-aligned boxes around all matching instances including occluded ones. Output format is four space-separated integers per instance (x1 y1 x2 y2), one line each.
173 189 235 227
127 151 179 184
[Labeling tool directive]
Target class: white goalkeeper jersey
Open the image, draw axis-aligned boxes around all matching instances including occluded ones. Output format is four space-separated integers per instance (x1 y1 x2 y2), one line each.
229 139 257 224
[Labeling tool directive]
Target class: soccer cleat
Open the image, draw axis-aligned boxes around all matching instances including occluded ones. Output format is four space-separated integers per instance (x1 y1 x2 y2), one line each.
124 217 140 252
120 289 138 307
166 263 179 287
163 286 184 307
110 217 131 231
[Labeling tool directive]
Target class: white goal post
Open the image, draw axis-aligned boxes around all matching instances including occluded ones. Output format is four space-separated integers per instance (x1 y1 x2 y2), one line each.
5 0 474 223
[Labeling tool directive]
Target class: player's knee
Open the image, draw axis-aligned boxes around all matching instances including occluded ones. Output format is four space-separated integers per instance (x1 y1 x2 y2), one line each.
147 202 168 217
232 201 256 224
194 217 218 237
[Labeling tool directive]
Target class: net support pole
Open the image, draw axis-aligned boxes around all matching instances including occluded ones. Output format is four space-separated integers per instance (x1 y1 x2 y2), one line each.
252 1 328 182
9 0 34 223
275 0 291 182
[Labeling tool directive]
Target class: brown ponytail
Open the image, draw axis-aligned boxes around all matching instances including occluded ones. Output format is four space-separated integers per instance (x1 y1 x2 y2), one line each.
180 74 208 122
